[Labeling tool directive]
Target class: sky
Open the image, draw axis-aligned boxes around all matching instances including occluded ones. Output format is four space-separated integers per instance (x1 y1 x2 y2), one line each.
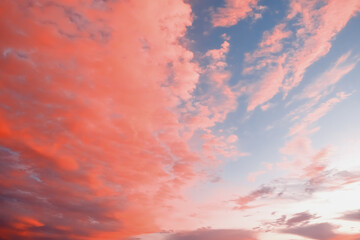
0 0 360 239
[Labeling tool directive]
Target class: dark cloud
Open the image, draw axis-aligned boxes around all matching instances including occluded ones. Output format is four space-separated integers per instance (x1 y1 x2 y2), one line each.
281 223 336 240
285 212 317 226
259 211 317 233
234 185 274 209
340 209 360 222
167 229 257 240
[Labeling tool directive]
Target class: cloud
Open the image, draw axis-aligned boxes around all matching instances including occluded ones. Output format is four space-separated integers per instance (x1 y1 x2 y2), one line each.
247 170 266 182
289 92 350 136
233 186 274 209
281 222 360 240
281 223 336 240
212 0 263 27
191 38 248 159
247 56 286 111
260 211 318 232
0 0 246 239
278 137 360 193
295 52 358 101
167 228 257 240
205 40 230 62
245 0 360 111
340 209 360 222
259 24 292 48
285 212 317 227
280 135 313 156
226 135 238 143
245 24 292 65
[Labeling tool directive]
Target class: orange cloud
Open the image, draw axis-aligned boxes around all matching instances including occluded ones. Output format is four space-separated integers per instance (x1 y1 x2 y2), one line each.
0 0 242 239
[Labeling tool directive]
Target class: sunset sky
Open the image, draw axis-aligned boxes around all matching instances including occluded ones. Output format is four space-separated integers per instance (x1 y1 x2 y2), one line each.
1 0 360 239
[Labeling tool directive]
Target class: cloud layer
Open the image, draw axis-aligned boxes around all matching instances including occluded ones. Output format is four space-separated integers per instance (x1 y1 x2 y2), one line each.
1 0 360 239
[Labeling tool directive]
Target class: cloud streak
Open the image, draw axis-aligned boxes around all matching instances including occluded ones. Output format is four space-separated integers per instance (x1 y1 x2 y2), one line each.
167 228 257 240
245 0 360 111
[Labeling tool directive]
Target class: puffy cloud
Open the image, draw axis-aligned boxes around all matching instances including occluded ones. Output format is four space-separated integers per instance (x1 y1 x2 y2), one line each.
205 40 230 62
0 0 243 239
226 134 238 143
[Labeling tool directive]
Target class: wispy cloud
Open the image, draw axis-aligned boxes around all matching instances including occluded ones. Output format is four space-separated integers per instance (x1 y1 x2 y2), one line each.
212 0 264 27
245 0 360 111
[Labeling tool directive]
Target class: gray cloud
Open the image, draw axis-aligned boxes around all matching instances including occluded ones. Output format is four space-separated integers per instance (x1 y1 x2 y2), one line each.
285 212 317 226
340 209 360 222
167 229 257 240
281 223 336 240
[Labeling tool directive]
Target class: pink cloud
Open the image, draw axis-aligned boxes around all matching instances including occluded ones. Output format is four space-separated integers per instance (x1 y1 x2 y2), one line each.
247 170 266 182
183 39 248 160
246 162 274 182
0 0 253 238
245 24 292 64
259 24 292 48
296 52 358 100
260 103 272 111
202 133 246 159
245 0 360 111
289 92 350 136
0 0 248 239
205 40 230 62
212 0 263 27
264 163 273 170
226 134 238 143
283 0 360 93
247 56 286 111
280 136 313 156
